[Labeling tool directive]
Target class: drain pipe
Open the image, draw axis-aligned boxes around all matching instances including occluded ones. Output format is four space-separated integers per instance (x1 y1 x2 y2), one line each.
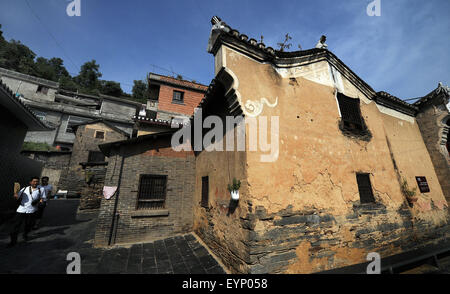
108 150 125 246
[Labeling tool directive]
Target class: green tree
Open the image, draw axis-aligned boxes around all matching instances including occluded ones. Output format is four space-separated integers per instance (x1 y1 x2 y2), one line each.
100 80 123 97
59 75 79 92
74 60 102 91
132 80 149 103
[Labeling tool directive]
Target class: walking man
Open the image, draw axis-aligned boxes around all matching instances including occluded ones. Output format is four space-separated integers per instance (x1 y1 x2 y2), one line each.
34 176 52 229
7 176 46 248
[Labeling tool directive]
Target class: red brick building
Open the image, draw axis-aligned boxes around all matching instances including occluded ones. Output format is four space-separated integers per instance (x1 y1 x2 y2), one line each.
145 73 208 121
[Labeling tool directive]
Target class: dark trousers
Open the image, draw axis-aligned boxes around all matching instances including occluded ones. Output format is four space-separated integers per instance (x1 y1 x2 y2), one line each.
35 202 47 219
10 212 35 244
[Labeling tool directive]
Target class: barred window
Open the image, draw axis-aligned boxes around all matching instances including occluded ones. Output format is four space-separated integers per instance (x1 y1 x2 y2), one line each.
172 90 184 104
94 130 105 139
137 175 167 210
201 176 209 208
337 93 365 131
356 173 375 204
87 151 105 163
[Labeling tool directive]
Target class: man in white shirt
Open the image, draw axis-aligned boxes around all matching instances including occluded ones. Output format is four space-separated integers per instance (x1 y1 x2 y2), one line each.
35 176 52 229
7 176 46 248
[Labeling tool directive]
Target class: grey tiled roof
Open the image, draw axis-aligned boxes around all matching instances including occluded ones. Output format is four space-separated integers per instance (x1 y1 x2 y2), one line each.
0 79 53 130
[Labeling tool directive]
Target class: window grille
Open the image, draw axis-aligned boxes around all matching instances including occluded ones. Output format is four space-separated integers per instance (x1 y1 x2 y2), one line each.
356 173 375 204
337 93 364 131
137 175 167 210
172 90 184 103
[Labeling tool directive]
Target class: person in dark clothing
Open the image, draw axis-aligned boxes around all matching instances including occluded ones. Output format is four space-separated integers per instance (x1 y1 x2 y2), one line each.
34 176 52 229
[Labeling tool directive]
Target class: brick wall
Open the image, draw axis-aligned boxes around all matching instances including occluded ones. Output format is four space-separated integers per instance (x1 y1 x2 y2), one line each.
156 84 205 116
94 137 195 246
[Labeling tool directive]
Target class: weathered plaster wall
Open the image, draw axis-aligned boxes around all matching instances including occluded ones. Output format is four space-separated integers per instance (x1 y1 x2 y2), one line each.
416 103 450 204
194 133 249 273
202 45 450 273
193 95 250 273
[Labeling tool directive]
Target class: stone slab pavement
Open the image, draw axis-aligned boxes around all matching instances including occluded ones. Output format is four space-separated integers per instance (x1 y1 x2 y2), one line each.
0 199 226 274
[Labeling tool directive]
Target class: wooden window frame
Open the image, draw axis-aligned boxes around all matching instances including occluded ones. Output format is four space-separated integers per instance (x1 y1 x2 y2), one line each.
136 174 168 210
172 90 184 104
94 130 105 140
356 173 376 204
337 93 366 132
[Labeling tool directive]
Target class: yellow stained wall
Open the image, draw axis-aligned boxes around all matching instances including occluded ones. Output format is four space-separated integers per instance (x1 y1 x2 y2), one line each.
195 45 450 273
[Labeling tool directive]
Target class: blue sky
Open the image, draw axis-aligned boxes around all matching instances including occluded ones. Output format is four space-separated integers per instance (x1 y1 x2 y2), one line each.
0 0 448 100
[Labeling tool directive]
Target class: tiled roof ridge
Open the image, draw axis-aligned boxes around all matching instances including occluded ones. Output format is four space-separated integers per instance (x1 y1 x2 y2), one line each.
149 72 208 92
376 91 416 108
134 115 188 126
0 79 53 129
210 16 328 59
413 82 450 106
0 67 59 88
149 72 208 89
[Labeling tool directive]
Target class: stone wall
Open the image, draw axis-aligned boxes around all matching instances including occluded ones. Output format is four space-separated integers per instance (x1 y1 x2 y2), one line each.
21 151 71 194
244 203 449 273
94 136 195 246
59 122 127 195
416 102 450 205
79 164 107 210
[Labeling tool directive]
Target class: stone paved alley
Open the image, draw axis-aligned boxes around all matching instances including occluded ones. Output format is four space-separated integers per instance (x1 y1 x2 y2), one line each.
0 199 226 274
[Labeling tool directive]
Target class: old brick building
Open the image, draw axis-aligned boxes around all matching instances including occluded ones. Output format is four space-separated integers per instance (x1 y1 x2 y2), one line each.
59 120 129 203
0 67 142 151
145 73 208 121
20 150 72 194
189 17 450 274
94 132 195 246
414 83 450 206
0 80 52 222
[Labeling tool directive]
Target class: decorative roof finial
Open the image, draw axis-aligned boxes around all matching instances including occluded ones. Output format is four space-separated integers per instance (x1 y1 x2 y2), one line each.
211 16 222 25
315 35 328 49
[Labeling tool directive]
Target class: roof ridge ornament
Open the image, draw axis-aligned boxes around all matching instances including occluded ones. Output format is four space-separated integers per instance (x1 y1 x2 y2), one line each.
315 35 328 49
207 16 231 53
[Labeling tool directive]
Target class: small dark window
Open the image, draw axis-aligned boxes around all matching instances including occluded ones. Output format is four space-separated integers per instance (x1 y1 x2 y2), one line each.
356 173 375 204
87 151 105 163
201 176 209 208
95 131 105 139
137 175 167 210
172 90 184 104
149 84 160 101
36 85 49 95
337 93 365 131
